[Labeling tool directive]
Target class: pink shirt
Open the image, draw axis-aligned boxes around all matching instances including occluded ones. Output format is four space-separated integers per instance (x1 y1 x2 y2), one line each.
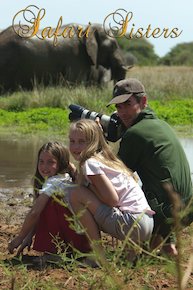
83 158 154 214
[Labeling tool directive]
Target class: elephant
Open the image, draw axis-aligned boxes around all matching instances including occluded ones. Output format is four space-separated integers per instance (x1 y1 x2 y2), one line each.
123 51 137 66
90 65 112 85
0 24 127 92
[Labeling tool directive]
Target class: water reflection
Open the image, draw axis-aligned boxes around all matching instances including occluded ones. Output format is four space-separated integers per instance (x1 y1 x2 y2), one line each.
0 136 42 191
180 138 193 174
0 134 193 192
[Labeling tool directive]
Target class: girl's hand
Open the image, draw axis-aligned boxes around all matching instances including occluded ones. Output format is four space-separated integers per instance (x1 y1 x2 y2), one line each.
8 236 23 254
17 232 34 255
68 162 78 182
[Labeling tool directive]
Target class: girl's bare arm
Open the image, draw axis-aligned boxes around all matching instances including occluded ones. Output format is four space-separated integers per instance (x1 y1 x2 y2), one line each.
8 194 49 254
87 174 119 207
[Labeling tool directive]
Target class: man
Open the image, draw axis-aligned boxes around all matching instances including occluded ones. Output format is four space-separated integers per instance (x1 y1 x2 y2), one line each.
107 78 193 256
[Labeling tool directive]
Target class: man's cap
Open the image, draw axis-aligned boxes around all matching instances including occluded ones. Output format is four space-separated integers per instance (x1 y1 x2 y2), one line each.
107 78 145 106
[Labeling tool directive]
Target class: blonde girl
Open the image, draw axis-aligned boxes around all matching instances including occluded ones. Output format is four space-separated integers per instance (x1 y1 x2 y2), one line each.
68 119 154 260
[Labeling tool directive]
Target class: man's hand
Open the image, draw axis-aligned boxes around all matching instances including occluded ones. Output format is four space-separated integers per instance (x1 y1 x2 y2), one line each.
95 117 103 132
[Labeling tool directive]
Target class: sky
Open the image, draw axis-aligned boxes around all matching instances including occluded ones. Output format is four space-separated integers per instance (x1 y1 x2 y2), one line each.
0 0 192 57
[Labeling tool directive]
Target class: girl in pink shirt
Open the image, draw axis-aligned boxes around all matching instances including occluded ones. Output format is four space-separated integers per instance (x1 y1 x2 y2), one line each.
68 119 154 262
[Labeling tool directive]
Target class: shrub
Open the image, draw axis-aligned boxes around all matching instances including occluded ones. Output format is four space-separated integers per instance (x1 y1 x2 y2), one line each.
160 42 193 66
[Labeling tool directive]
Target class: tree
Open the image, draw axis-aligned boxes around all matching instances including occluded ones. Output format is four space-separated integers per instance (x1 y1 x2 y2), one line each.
117 36 159 66
159 42 193 66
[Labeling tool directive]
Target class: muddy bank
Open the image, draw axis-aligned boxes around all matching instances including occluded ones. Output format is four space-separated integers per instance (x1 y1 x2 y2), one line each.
0 189 33 226
0 189 33 269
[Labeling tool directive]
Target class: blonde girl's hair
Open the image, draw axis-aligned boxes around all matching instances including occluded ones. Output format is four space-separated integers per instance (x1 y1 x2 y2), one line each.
69 119 134 178
33 141 70 199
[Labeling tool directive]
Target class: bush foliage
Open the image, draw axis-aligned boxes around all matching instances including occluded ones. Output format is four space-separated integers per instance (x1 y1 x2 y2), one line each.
117 35 193 66
159 42 193 66
117 36 159 66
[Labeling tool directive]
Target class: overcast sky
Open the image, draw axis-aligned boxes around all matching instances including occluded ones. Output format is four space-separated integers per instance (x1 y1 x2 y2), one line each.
1 0 192 57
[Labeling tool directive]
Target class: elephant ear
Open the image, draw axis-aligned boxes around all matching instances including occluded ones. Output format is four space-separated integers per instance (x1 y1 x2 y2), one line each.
85 28 98 66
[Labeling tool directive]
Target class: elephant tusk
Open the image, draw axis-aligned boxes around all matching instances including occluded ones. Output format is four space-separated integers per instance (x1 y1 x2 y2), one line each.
122 65 134 71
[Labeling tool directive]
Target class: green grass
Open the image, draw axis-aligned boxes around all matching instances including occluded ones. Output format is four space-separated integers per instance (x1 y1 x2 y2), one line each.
149 99 193 125
0 66 193 137
0 99 193 137
0 107 69 135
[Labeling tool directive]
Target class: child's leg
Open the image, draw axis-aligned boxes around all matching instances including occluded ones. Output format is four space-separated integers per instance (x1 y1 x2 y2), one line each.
33 198 91 253
33 199 62 253
56 200 91 253
70 186 101 240
69 186 106 261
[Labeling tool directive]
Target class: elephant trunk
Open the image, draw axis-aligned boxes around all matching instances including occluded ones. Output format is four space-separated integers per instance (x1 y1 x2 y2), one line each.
111 51 127 83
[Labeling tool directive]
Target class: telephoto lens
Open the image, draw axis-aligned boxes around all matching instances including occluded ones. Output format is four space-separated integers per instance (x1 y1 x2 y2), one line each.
68 104 125 142
68 104 110 131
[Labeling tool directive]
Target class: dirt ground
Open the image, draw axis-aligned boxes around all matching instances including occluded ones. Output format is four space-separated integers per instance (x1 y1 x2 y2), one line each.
0 189 94 289
1 189 193 290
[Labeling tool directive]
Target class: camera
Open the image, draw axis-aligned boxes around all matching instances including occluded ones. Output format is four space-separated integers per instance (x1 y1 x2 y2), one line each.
68 104 125 142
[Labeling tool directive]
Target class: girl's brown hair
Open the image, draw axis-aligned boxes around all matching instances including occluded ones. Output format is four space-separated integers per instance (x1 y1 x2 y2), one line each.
33 142 70 198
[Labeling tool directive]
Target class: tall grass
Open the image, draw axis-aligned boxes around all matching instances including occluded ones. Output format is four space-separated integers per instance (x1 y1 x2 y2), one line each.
0 66 193 137
0 66 193 112
0 84 113 113
127 66 193 100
